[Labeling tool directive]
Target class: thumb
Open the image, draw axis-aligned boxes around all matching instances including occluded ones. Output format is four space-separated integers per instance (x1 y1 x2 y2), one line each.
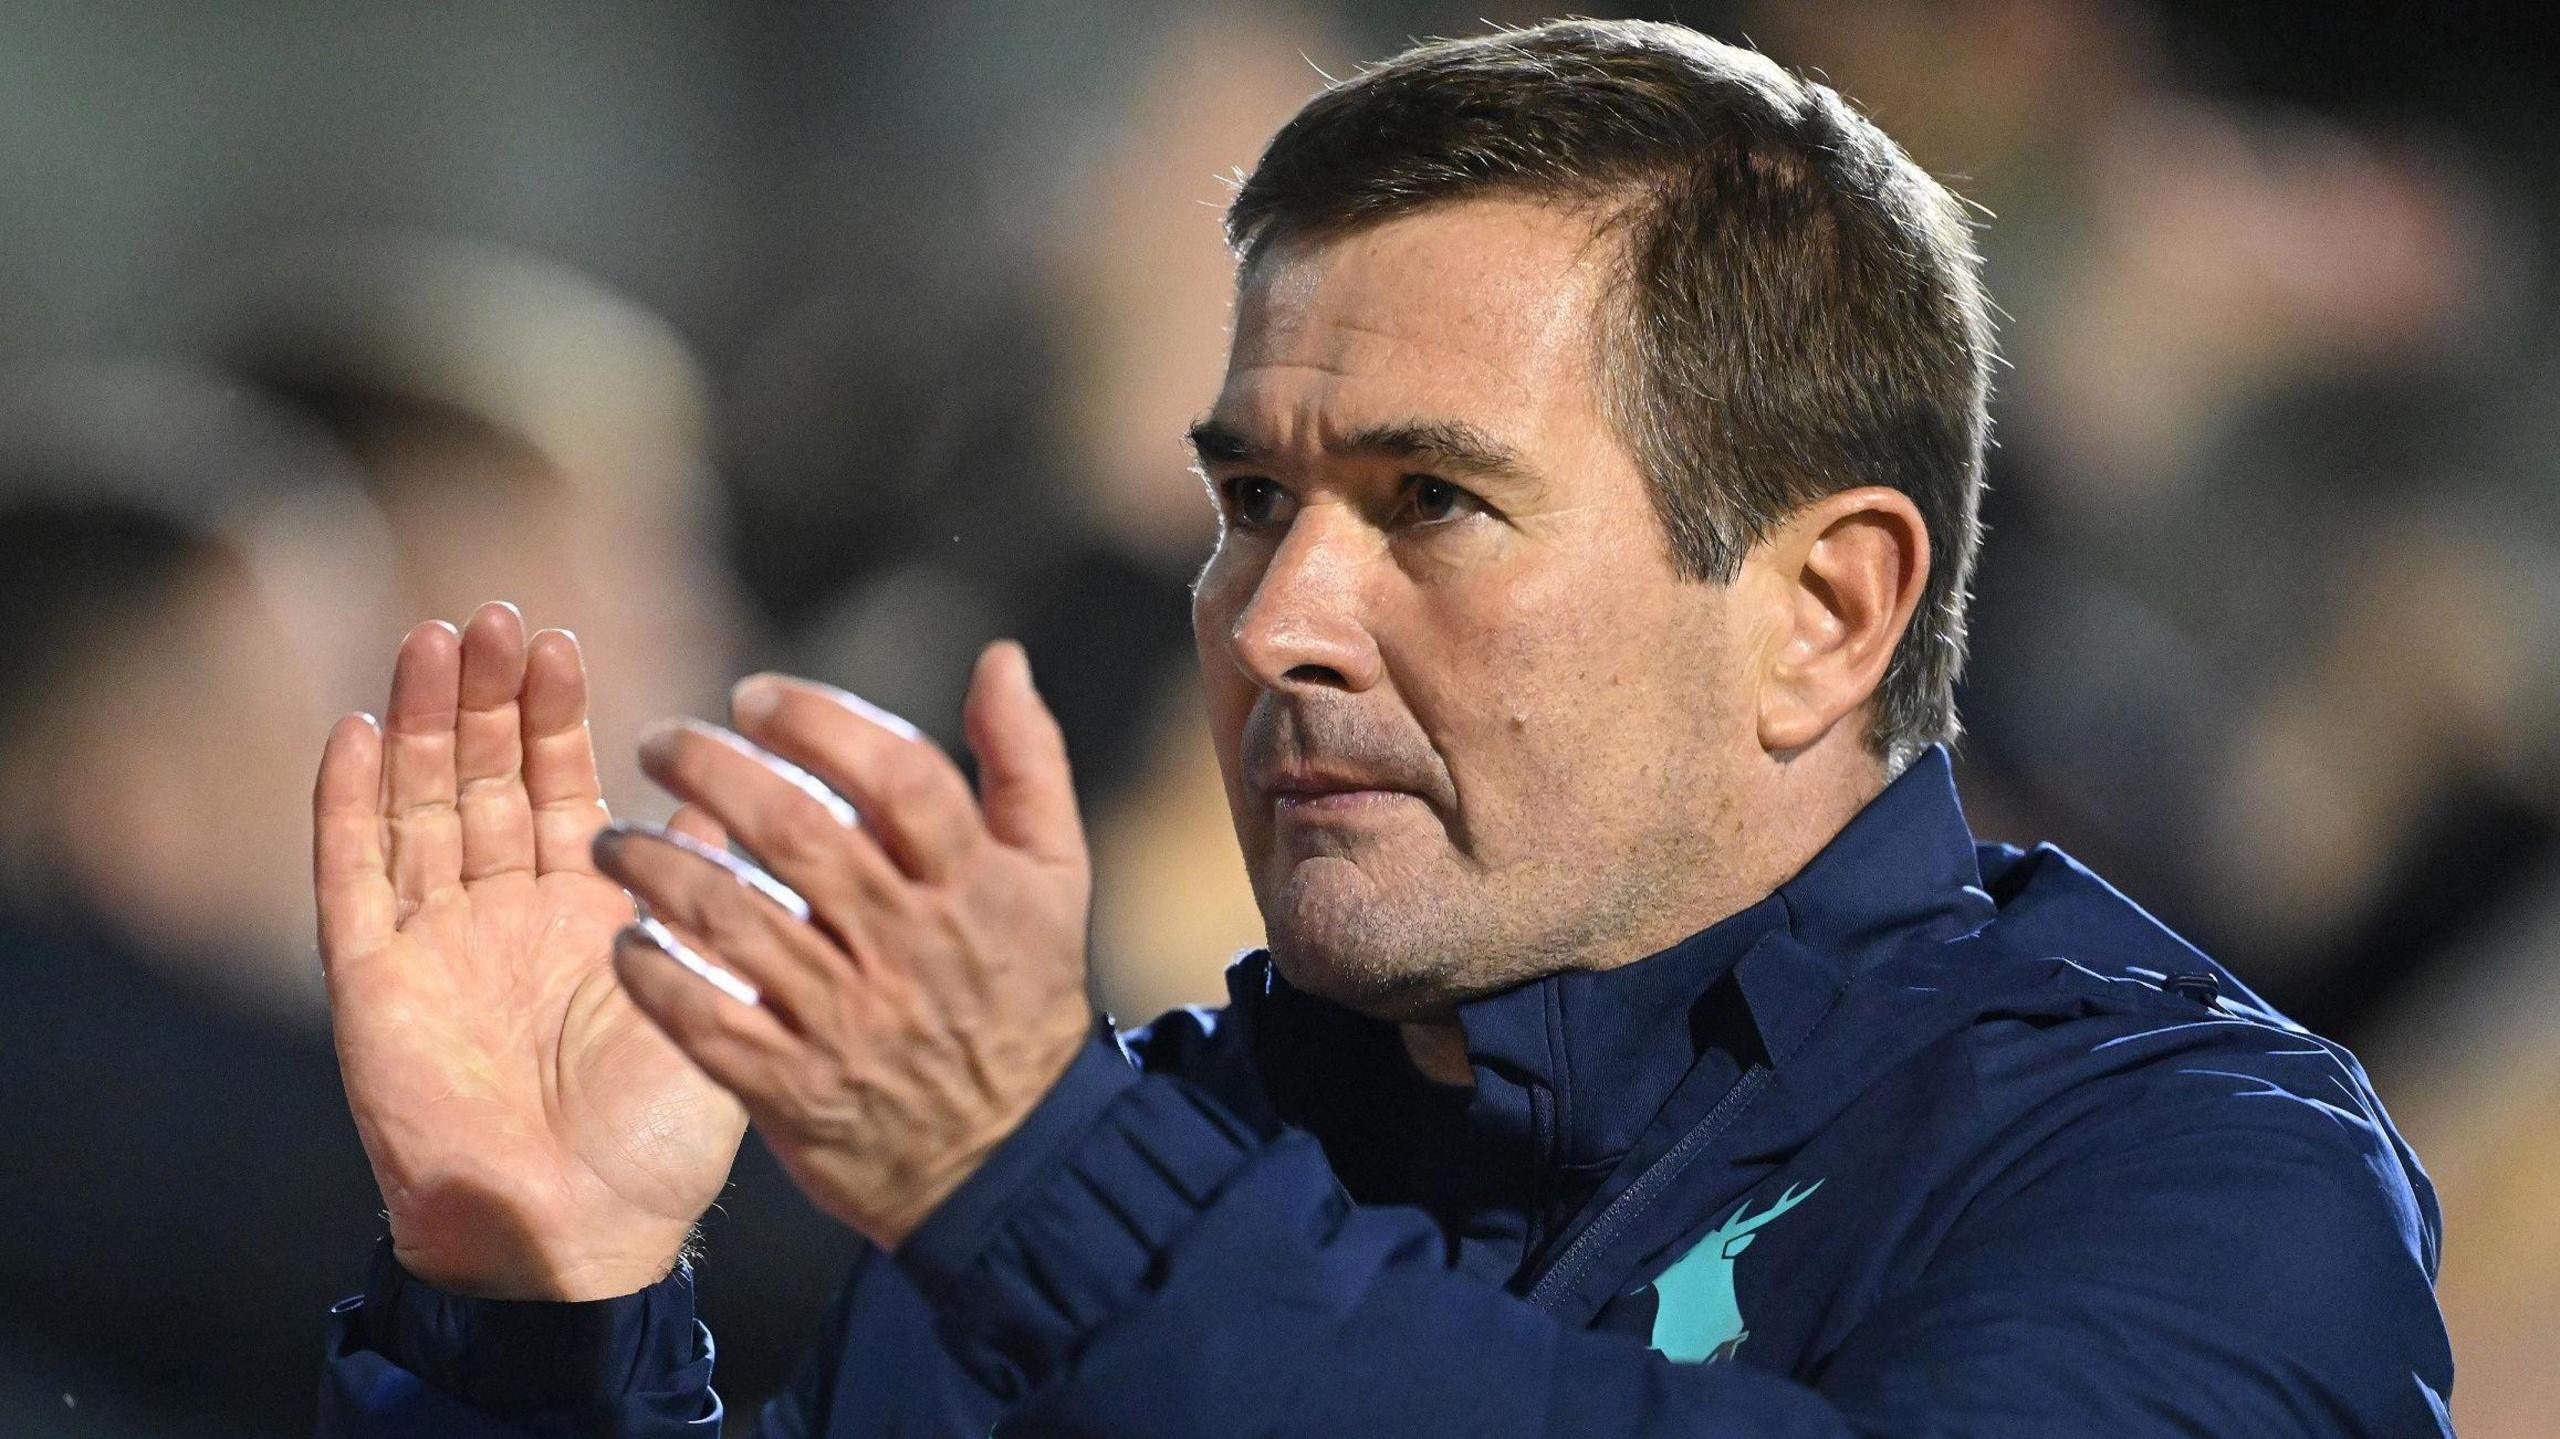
962 641 1082 862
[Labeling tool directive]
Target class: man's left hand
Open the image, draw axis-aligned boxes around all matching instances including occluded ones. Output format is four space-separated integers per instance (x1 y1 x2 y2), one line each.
593 641 1095 1251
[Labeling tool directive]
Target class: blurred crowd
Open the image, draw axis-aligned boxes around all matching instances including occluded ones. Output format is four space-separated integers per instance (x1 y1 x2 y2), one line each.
0 1 2552 1434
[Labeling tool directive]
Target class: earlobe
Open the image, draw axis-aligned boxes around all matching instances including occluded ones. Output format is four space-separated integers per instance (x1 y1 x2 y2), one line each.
1754 488 1929 756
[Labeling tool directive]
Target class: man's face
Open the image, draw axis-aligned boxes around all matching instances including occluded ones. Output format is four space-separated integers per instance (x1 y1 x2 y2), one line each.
1191 198 1755 1019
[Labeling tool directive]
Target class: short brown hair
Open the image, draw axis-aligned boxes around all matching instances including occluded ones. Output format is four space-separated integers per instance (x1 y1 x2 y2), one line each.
1227 19 1993 769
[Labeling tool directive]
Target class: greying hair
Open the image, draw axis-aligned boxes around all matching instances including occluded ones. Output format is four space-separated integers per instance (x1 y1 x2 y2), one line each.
1228 19 1994 769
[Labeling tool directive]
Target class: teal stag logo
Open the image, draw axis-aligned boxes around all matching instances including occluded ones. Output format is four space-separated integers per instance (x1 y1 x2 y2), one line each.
1647 1179 1824 1364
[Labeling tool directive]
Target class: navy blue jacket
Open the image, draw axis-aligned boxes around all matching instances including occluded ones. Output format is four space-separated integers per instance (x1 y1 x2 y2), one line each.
318 750 2455 1436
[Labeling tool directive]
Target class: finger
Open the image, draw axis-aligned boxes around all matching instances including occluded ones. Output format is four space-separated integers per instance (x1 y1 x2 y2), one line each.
522 628 612 875
456 601 536 882
666 803 727 851
612 920 798 1097
315 712 396 964
384 619 463 914
636 721 907 946
728 675 982 882
595 825 844 1036
962 641 1084 863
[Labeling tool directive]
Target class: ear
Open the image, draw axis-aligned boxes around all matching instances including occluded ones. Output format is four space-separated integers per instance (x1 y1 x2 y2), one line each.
1748 487 1930 757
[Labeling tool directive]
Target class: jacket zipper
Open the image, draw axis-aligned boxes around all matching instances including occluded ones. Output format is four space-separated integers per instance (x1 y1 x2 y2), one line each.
1524 1082 1557 1262
1524 1062 1773 1314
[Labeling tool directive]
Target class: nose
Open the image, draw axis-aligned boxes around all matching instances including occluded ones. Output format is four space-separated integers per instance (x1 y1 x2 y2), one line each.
1223 504 1384 695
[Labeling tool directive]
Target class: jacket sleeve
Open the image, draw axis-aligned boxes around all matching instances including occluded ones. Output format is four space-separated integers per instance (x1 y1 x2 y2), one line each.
311 1033 1145 1439
316 1240 724 1439
893 1044 2454 1438
314 1236 988 1439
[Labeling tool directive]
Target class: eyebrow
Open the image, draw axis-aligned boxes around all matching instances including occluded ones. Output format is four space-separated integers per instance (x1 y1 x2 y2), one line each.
1186 415 1544 494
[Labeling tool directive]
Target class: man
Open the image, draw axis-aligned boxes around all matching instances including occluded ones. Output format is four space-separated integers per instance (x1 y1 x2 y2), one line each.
313 20 2453 1437
0 365 387 1437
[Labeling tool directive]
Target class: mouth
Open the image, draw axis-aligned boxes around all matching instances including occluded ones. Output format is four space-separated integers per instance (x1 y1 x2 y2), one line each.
1260 768 1425 818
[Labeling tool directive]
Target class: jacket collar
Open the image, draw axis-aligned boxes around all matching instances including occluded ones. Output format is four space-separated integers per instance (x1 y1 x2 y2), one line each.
1239 747 1994 1271
1442 746 1991 1163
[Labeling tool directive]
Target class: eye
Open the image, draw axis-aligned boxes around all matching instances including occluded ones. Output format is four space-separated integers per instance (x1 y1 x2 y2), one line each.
1220 476 1285 529
1400 475 1484 526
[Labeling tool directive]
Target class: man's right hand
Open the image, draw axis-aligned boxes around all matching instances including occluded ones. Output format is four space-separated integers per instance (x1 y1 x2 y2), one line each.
315 602 748 1300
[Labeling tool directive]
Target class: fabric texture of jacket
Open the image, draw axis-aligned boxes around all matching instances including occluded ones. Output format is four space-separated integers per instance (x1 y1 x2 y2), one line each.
317 748 2456 1437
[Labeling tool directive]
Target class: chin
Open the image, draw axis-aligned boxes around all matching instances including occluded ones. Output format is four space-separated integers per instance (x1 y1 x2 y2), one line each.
1261 857 1484 1022
1266 941 1459 1023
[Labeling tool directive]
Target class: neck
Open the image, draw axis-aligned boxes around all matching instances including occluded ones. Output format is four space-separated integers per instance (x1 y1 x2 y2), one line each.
1579 739 1892 979
1381 738 1897 1090
1399 1019 1476 1087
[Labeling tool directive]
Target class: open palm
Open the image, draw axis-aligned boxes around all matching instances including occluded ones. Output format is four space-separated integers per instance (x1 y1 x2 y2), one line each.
315 603 746 1299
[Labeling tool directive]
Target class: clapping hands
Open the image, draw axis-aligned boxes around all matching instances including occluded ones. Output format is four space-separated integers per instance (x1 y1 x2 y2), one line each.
316 603 1096 1298
594 643 1095 1250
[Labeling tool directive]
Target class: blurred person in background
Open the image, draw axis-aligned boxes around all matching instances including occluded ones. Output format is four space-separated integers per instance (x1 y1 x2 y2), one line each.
216 234 863 1414
1746 0 2553 1048
2367 829 2560 1438
0 363 396 1436
726 3 1350 1022
2347 367 2560 1437
214 234 743 826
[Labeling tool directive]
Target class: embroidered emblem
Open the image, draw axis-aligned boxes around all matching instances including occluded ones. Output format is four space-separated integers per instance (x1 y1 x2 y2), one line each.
1646 1179 1825 1364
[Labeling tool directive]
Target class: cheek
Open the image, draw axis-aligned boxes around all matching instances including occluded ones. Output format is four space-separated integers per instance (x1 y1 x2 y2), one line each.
1396 577 1574 816
1415 565 1711 836
1424 561 1622 727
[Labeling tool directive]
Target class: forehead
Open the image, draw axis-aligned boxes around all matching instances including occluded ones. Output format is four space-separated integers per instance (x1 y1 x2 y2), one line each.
1217 198 1619 452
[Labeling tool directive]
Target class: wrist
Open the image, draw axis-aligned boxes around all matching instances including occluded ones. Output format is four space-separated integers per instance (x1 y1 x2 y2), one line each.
891 1026 1138 1262
873 1016 1102 1249
389 1220 696 1301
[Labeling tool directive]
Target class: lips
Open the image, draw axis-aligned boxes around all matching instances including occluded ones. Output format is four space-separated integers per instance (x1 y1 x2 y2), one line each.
1256 766 1427 819
1237 701 1440 816
1262 767 1401 800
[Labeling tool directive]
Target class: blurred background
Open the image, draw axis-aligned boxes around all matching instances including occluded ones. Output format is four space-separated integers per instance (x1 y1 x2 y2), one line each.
0 0 2551 1433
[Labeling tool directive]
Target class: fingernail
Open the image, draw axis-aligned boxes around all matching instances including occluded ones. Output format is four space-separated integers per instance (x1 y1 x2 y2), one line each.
732 675 783 727
591 825 629 867
807 681 922 742
637 718 687 765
